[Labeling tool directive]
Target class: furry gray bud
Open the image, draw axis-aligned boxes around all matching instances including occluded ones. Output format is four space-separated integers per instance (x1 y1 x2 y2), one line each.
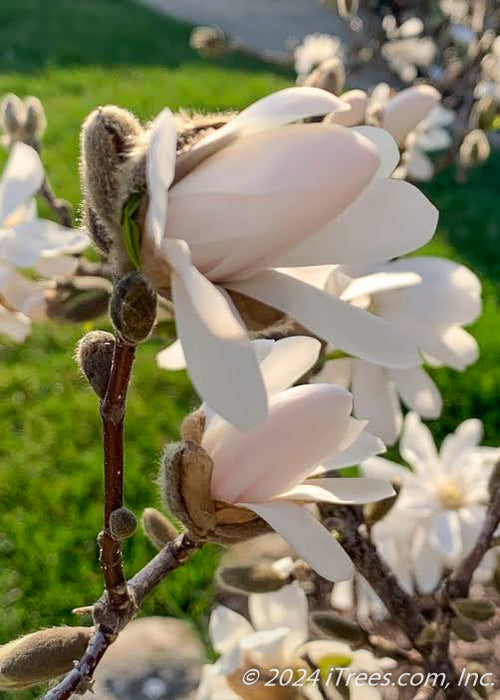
23 96 47 138
75 330 115 399
110 271 157 344
217 564 289 594
109 507 137 540
190 26 228 57
0 93 25 139
141 507 179 550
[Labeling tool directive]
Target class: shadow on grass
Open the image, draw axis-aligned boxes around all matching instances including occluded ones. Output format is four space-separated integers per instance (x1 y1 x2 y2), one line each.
0 0 292 79
423 152 500 296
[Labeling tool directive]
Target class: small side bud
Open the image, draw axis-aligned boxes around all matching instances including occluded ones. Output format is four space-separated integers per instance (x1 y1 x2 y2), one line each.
303 57 345 96
23 96 47 139
75 330 115 399
459 129 491 168
190 26 228 57
0 626 93 690
452 598 495 622
180 409 206 443
110 271 157 344
217 564 289 594
364 478 401 526
141 507 179 550
109 507 137 540
0 93 25 139
311 611 368 645
450 616 478 642
417 622 437 647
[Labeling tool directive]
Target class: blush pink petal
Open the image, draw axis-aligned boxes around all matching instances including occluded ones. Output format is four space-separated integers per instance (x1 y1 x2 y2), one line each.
208 383 352 503
0 142 44 223
146 109 177 248
351 126 400 177
351 360 403 445
382 85 441 145
329 90 368 127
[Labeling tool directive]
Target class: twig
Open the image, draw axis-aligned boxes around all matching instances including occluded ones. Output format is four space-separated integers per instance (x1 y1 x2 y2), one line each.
367 635 423 665
39 178 73 228
99 336 136 614
41 533 201 700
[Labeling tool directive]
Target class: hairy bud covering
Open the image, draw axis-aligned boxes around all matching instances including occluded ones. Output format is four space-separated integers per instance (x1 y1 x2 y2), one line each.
180 409 206 444
303 57 345 96
0 93 25 139
189 26 228 57
311 611 368 645
23 96 47 139
0 626 93 690
75 330 115 399
109 507 137 540
453 599 495 622
459 129 491 167
159 441 270 544
141 508 179 550
110 271 157 344
217 564 289 594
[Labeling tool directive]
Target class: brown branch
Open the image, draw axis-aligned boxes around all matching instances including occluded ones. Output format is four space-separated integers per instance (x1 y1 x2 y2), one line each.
39 177 73 228
99 337 136 614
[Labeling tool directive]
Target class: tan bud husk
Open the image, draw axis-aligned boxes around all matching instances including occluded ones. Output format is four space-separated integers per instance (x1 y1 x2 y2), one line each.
159 441 270 544
311 611 368 645
364 478 401 526
0 93 25 139
75 330 115 399
109 507 137 540
0 626 93 689
304 57 345 96
189 26 228 57
180 409 206 444
110 271 157 344
450 617 478 642
459 129 491 167
488 460 500 498
141 507 179 550
217 563 289 594
23 96 47 139
452 598 495 622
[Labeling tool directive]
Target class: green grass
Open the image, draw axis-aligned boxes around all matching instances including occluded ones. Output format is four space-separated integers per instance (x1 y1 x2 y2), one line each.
0 1 499 697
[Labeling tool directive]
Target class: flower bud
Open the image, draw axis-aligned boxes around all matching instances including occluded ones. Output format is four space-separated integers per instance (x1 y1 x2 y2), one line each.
190 26 228 57
459 129 491 167
217 563 289 594
452 598 495 622
311 611 368 645
110 271 157 344
303 57 345 96
75 330 115 399
23 96 47 139
0 626 93 690
141 507 179 550
109 507 137 540
364 478 401 526
159 441 270 544
450 616 478 642
470 96 497 131
0 93 25 139
180 409 206 443
417 622 437 647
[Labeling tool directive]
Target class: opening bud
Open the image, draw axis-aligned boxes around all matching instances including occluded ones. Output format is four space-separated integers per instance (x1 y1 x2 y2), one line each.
75 330 115 399
110 271 157 344
303 57 346 96
141 507 179 550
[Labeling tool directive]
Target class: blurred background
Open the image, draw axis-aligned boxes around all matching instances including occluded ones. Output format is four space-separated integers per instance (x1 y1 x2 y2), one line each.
0 1 499 697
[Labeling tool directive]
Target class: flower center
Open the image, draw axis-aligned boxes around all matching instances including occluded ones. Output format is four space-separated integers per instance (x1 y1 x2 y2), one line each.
437 480 464 510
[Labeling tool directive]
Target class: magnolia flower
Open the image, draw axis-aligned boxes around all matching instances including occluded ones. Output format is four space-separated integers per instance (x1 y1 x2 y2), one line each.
145 87 437 429
0 142 88 341
294 34 344 83
382 23 437 84
331 573 388 624
398 104 455 181
197 583 309 699
312 256 481 444
362 413 500 592
187 335 393 581
474 37 500 104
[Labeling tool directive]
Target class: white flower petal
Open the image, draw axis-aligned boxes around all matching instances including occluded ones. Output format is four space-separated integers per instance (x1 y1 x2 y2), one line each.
0 142 44 223
351 361 403 445
295 477 395 503
0 305 31 342
440 419 484 470
242 501 353 582
327 428 386 468
352 126 400 177
249 582 308 643
167 239 267 431
405 148 434 181
416 127 452 152
209 605 253 654
259 336 321 398
432 511 463 559
0 221 88 267
328 89 367 127
146 108 177 247
277 178 438 267
400 412 438 474
156 338 187 370
312 357 352 388
226 269 422 369
413 529 442 593
382 85 441 144
361 456 408 481
34 252 78 278
341 271 421 301
390 366 442 419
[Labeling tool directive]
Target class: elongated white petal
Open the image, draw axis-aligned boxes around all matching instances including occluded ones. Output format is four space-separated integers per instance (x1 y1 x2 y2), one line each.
351 361 403 445
166 239 267 431
361 456 408 482
405 147 434 181
146 108 177 247
277 179 438 267
415 126 451 151
341 271 421 301
0 270 46 319
209 605 254 654
242 501 353 582
352 126 400 177
275 264 336 290
328 89 367 127
249 582 308 644
156 338 187 370
382 85 441 144
0 305 31 342
209 383 352 503
0 142 44 223
191 87 350 155
226 269 422 369
413 529 442 593
400 411 438 474
440 419 483 470
312 357 352 388
284 478 394 504
431 511 463 559
327 428 386 468
390 366 442 418
260 336 321 398
0 221 88 267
